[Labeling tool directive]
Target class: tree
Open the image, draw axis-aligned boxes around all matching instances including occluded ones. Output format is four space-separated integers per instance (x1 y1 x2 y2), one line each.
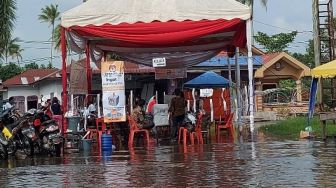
0 0 17 62
24 62 39 70
38 4 60 67
0 63 22 81
254 31 298 53
292 40 314 68
53 24 61 50
3 37 23 63
237 0 268 8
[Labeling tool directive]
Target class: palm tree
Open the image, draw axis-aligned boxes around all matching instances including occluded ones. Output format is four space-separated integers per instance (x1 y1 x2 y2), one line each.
38 4 60 67
237 0 268 7
3 37 23 63
53 24 61 50
0 0 17 62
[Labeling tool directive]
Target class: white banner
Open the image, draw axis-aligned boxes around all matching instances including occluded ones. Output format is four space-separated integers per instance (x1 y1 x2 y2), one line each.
101 61 126 122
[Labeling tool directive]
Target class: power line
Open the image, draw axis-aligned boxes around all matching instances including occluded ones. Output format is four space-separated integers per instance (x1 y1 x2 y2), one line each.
253 20 313 34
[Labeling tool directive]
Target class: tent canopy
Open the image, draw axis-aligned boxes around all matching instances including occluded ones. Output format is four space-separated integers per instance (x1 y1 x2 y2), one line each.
184 71 230 88
61 0 251 68
312 59 336 78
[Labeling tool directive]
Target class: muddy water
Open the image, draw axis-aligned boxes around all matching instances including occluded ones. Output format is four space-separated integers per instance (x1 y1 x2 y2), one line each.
1 135 336 187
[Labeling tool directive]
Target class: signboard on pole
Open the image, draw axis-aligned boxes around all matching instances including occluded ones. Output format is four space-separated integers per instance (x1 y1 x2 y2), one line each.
101 61 126 122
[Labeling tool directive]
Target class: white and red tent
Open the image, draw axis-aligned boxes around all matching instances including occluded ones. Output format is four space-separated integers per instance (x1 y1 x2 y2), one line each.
60 0 255 130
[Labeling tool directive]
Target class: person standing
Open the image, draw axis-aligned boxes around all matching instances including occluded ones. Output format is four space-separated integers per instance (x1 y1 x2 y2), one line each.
51 97 62 132
169 89 186 141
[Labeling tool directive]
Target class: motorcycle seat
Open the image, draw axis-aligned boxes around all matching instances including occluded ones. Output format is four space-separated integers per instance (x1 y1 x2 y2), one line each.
41 120 56 126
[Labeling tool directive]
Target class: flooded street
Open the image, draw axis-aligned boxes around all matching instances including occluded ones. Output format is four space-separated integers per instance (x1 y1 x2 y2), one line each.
1 135 336 187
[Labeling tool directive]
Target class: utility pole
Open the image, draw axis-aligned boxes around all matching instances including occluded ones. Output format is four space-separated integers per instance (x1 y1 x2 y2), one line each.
313 0 322 104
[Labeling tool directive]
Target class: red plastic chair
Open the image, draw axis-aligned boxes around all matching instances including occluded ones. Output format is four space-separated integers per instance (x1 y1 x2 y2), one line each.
96 117 108 147
178 113 203 145
128 115 150 148
216 113 234 140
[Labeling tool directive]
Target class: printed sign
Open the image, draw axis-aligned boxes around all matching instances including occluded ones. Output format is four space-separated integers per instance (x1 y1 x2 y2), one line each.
152 57 166 67
200 89 213 97
155 68 187 80
101 61 126 122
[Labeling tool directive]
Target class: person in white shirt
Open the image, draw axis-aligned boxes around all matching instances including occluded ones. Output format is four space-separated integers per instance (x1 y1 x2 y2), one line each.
4 97 14 110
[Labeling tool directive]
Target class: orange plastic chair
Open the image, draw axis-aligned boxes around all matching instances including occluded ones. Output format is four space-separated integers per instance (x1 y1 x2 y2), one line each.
216 113 234 140
178 113 203 145
128 115 150 148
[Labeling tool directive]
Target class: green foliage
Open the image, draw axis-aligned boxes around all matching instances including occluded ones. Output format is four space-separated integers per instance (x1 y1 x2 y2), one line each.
24 63 39 70
3 37 23 63
236 0 268 7
40 64 46 69
254 31 298 52
0 63 22 81
292 40 314 68
47 62 53 69
38 4 60 27
0 0 17 62
260 117 336 140
53 24 61 50
38 4 60 65
279 79 296 89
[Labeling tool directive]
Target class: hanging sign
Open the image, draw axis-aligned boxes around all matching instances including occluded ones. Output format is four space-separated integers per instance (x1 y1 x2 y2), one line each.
200 89 213 97
152 57 166 67
101 61 126 122
70 60 87 94
155 68 187 80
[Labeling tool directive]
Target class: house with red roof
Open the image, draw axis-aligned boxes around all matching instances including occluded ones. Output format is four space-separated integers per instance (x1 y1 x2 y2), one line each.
2 69 62 112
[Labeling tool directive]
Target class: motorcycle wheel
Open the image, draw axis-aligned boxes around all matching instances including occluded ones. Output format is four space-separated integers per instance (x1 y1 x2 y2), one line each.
54 144 61 157
21 135 33 156
0 143 8 160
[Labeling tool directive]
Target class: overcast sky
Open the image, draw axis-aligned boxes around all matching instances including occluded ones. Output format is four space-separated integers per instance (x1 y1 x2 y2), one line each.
13 0 314 68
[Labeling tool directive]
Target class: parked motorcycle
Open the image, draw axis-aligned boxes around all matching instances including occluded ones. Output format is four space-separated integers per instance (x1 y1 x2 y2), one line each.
0 117 33 158
24 108 63 156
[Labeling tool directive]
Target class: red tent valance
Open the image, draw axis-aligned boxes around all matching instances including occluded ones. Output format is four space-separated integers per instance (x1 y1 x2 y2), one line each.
70 19 246 48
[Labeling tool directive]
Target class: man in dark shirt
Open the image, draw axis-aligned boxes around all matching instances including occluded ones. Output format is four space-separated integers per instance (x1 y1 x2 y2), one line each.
169 89 186 141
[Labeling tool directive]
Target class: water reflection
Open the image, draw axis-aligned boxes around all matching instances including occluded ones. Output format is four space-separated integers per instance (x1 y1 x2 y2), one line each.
1 135 336 187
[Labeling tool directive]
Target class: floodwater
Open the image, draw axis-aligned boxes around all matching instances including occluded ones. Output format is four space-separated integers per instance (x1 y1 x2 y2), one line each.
1 133 336 187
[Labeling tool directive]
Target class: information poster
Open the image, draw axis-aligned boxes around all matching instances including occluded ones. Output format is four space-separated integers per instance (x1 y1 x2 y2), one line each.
101 61 126 122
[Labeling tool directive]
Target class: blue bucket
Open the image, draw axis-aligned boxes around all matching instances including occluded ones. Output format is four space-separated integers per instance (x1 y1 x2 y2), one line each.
82 139 92 152
101 134 113 151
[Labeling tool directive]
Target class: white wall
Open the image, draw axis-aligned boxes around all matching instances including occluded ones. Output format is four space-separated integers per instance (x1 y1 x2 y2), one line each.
38 79 63 103
4 79 62 112
5 86 39 112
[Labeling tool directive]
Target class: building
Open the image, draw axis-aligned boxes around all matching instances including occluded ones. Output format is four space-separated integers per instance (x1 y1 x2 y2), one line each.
2 69 62 112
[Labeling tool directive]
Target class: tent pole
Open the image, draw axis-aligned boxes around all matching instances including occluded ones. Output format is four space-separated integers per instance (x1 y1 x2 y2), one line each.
61 27 68 133
227 56 232 92
247 19 254 133
86 41 92 94
235 47 242 129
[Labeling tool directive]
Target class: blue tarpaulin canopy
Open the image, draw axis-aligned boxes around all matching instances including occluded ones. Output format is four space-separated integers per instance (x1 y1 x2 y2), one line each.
184 71 230 88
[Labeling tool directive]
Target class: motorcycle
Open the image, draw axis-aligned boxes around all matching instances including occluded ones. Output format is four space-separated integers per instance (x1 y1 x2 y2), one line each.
25 108 63 156
0 130 9 159
0 117 33 158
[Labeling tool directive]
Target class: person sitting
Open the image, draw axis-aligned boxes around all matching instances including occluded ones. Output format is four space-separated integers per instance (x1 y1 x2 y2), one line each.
132 99 154 130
